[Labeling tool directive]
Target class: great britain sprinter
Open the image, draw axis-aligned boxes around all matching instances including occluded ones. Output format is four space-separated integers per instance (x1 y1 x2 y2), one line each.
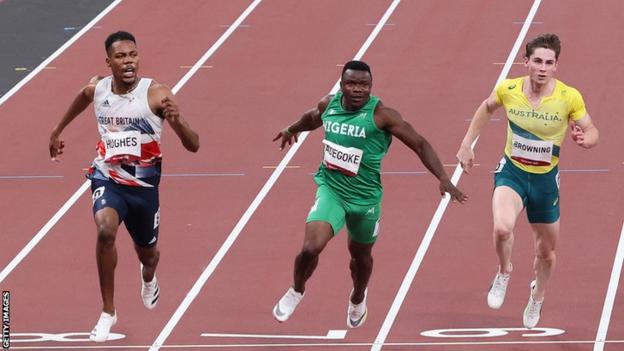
48 31 199 342
272 60 467 328
456 33 598 329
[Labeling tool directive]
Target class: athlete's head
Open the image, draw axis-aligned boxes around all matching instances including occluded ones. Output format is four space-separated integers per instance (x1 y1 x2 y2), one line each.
105 31 139 90
524 34 559 85
340 60 372 111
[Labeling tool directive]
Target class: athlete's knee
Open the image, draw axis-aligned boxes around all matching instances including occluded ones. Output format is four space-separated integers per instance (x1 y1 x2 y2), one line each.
96 223 118 247
493 224 513 241
350 254 373 268
300 240 324 257
535 247 556 264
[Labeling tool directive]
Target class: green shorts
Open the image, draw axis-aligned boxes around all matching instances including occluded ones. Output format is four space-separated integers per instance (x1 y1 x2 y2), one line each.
306 184 381 244
494 156 560 223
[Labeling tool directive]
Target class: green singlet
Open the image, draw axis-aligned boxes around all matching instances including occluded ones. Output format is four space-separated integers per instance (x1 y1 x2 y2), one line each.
313 92 392 206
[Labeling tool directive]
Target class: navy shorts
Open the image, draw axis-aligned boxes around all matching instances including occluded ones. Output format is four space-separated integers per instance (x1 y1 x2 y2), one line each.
91 178 160 247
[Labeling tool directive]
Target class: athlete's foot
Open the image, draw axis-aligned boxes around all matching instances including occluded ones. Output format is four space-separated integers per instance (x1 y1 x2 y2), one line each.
347 288 368 328
272 287 304 322
487 271 510 309
90 310 117 342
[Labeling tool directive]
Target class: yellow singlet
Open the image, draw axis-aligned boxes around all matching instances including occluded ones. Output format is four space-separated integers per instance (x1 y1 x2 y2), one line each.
495 77 587 174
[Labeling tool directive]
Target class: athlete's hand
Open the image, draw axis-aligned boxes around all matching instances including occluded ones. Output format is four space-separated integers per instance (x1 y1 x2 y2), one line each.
570 123 585 146
161 96 181 125
272 127 298 150
49 133 65 162
439 178 468 204
456 144 475 174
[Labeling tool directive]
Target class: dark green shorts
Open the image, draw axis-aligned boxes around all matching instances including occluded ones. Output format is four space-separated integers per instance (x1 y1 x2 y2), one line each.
306 184 381 244
494 156 560 223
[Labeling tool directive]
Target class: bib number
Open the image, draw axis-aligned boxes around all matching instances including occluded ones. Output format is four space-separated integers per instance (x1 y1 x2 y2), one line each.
322 139 363 176
510 134 553 166
102 131 141 162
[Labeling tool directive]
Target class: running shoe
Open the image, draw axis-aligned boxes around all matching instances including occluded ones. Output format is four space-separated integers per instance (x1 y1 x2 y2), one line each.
141 266 160 309
487 272 510 309
523 280 543 329
90 310 117 342
272 287 304 322
347 288 368 328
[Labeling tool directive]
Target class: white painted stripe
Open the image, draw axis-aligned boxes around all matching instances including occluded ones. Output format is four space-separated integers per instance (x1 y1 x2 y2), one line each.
0 181 90 283
370 1 543 350
201 329 347 340
594 221 624 351
0 1 255 283
6 339 624 349
148 1 401 350
0 0 123 107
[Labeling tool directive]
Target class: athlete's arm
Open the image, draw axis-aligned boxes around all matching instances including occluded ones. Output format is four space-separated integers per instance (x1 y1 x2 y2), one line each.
149 83 200 153
375 104 468 203
570 113 599 149
273 95 331 150
49 76 99 161
456 89 501 173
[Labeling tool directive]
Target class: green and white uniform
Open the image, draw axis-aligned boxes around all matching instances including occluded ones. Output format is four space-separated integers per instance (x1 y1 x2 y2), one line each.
307 92 391 244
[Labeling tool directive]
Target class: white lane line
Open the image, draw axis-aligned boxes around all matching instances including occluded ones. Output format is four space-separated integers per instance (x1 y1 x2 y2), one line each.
201 330 347 340
0 0 123 107
0 1 257 284
594 221 624 351
148 1 402 350
7 339 624 349
370 1 543 350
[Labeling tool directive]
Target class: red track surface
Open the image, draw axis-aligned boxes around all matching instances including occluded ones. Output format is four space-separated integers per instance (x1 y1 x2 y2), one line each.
1 1 622 350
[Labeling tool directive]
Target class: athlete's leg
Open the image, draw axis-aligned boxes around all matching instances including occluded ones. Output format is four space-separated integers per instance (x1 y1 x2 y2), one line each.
347 238 373 304
530 220 559 300
135 244 160 282
492 186 524 274
94 207 121 315
293 221 333 293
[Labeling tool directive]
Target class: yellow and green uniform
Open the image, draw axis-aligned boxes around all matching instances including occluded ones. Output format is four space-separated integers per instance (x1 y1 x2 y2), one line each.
307 92 391 243
494 77 587 223
496 77 587 173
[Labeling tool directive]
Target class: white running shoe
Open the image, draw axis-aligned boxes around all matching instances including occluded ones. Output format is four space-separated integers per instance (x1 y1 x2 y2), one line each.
272 287 304 322
90 310 117 342
141 267 160 309
487 272 510 309
347 288 368 328
523 280 543 329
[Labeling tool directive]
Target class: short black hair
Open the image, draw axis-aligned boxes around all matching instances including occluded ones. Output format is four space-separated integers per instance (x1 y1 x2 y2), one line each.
105 31 136 55
341 60 372 79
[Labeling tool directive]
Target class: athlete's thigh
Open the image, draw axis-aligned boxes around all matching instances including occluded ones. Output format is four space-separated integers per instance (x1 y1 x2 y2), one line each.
345 201 381 245
526 168 560 224
124 186 160 248
493 157 526 230
91 178 128 224
306 184 346 236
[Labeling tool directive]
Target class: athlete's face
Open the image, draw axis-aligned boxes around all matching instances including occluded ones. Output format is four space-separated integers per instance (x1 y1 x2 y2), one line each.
106 40 139 89
340 69 372 111
525 47 557 86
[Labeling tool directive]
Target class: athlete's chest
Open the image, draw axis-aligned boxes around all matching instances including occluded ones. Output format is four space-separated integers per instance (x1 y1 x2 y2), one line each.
504 94 569 133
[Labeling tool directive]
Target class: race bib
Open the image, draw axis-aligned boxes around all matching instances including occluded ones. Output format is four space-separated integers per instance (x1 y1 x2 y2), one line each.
322 139 363 176
511 133 553 166
102 130 141 162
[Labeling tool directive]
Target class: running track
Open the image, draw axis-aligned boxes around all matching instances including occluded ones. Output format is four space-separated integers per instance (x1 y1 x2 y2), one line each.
0 1 623 350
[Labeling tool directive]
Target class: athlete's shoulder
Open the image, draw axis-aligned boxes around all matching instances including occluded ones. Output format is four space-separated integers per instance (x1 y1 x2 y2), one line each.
496 77 523 92
555 79 584 100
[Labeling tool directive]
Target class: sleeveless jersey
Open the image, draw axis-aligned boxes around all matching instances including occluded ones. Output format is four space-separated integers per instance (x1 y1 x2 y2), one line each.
314 92 391 205
496 77 587 174
91 76 163 187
